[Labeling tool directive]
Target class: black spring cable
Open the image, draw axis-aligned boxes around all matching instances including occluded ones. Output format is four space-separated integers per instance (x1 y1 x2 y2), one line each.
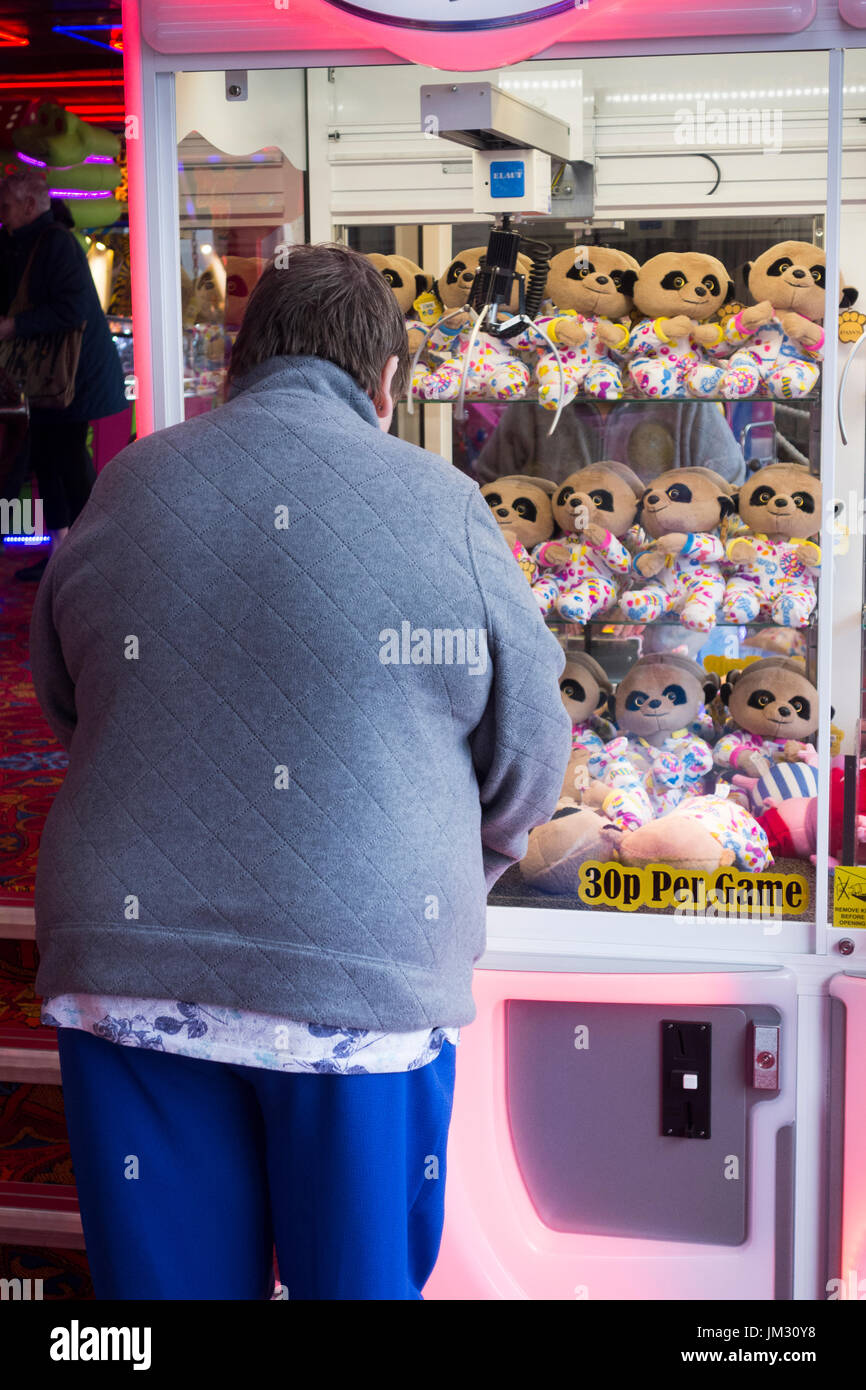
519 237 553 321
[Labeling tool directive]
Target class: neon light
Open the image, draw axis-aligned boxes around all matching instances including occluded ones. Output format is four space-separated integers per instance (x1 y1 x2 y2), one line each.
2 535 50 547
0 77 123 91
48 188 112 199
123 0 154 438
0 27 28 48
16 152 118 172
52 25 124 56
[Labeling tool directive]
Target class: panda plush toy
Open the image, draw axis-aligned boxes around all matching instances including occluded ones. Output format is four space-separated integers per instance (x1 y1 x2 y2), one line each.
510 245 640 407
413 247 531 402
480 474 556 592
604 653 719 817
718 240 858 399
722 463 822 627
624 251 736 398
619 466 736 634
713 657 820 780
532 461 644 621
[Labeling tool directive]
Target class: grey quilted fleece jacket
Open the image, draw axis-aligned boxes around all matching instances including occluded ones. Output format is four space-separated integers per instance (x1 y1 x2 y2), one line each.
29 355 571 1030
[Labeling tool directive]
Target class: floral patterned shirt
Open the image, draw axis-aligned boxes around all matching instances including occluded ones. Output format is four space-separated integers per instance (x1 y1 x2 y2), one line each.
41 995 459 1075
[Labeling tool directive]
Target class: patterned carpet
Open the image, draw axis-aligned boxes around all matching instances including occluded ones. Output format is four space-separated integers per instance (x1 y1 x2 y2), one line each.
0 547 67 903
0 547 92 1297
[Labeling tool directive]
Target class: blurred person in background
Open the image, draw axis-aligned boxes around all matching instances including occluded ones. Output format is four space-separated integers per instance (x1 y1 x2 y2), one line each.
0 170 126 581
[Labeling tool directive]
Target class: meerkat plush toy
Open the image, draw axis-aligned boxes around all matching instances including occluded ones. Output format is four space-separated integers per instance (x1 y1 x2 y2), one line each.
713 657 819 780
625 251 736 398
722 463 822 627
532 461 644 620
617 793 773 873
519 787 771 893
604 654 719 817
413 247 531 402
558 681 657 829
366 252 433 355
480 475 556 591
718 241 858 399
619 467 735 634
510 245 640 406
559 651 614 767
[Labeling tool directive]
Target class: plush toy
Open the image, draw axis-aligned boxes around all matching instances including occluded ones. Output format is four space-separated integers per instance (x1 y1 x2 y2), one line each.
510 245 640 407
519 803 623 895
480 475 556 588
532 462 644 621
722 463 821 627
731 757 819 815
619 467 735 633
758 765 866 865
617 793 773 873
559 651 614 766
519 788 771 894
717 241 858 399
193 266 224 325
713 658 819 779
413 247 531 402
605 654 719 816
224 256 262 330
366 252 432 354
558 656 654 827
624 252 736 398
559 742 655 831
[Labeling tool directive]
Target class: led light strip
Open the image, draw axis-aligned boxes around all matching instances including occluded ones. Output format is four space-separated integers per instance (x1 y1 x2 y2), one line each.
606 86 866 102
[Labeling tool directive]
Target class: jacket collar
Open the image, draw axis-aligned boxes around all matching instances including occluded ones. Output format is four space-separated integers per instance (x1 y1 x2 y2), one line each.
227 354 380 430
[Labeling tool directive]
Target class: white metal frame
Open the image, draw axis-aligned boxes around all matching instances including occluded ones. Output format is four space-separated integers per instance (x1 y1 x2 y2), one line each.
125 15 866 1301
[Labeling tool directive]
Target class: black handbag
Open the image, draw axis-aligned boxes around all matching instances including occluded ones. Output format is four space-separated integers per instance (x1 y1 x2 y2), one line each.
0 230 85 410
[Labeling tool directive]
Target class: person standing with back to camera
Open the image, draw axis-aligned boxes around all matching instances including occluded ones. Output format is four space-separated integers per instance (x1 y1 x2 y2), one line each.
28 241 571 1300
0 169 127 581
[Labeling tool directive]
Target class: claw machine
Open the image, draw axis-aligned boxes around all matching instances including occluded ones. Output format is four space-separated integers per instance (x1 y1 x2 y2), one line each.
124 0 866 1300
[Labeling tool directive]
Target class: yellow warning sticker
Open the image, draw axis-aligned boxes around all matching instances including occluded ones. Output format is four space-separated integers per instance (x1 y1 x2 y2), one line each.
833 866 866 929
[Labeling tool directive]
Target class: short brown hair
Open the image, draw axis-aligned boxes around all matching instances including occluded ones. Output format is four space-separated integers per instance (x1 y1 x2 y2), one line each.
227 242 409 401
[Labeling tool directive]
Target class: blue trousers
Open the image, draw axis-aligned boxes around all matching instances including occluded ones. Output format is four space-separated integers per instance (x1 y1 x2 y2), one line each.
56 1028 456 1300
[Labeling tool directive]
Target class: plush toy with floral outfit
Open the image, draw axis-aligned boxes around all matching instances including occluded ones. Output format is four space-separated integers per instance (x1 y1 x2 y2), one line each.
480 474 556 591
722 463 822 627
713 658 819 781
617 790 773 873
604 654 719 819
510 245 640 407
532 462 643 620
624 251 736 398
620 466 735 633
366 252 433 356
412 247 531 402
717 240 858 400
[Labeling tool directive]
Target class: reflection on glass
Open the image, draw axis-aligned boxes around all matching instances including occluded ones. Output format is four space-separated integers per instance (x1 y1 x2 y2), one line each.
177 133 305 417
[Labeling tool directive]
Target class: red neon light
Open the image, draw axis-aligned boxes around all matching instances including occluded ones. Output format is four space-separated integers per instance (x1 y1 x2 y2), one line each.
0 27 28 48
66 106 126 116
0 76 123 92
122 0 153 438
